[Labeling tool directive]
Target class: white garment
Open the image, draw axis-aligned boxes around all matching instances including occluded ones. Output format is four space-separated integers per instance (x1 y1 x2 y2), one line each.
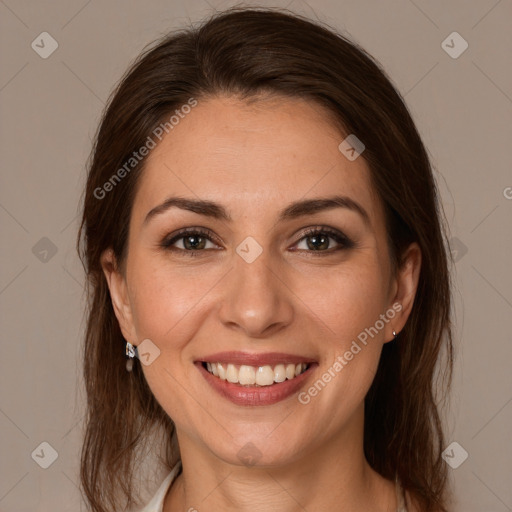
138 462 408 511
138 462 182 512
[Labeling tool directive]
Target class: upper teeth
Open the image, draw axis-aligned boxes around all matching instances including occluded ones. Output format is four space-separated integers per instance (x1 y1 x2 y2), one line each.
206 362 308 386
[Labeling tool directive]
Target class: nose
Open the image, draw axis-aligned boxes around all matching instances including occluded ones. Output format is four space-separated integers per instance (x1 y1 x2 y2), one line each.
218 247 294 339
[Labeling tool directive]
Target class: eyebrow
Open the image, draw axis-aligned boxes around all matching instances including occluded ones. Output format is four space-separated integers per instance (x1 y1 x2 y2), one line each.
143 195 370 226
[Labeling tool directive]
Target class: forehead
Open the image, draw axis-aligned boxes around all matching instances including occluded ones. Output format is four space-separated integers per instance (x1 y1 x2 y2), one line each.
132 94 381 225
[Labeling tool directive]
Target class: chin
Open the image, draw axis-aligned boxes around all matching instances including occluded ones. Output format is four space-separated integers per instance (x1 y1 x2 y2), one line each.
204 430 308 468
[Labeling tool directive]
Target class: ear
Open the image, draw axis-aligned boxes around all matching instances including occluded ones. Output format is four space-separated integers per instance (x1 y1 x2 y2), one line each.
385 242 421 342
100 248 138 345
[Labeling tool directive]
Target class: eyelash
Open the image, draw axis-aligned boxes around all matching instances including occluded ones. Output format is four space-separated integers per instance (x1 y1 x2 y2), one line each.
160 226 355 258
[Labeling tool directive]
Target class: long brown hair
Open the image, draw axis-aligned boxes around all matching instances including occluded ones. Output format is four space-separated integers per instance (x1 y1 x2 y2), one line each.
77 7 454 511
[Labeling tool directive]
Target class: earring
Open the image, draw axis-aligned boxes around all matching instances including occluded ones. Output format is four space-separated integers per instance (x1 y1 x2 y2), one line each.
392 330 398 338
125 341 137 372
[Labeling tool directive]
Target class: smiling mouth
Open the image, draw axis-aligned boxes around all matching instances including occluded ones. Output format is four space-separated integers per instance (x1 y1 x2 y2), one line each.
201 361 310 387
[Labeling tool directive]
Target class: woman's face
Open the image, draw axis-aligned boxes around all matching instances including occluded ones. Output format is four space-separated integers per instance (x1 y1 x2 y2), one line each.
103 94 419 467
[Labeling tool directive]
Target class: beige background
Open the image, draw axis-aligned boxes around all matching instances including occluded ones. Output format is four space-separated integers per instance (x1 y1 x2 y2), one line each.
1 0 511 510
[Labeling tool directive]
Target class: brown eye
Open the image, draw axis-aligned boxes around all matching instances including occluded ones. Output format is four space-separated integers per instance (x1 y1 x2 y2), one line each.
293 227 355 253
303 233 330 251
161 228 220 256
179 234 208 250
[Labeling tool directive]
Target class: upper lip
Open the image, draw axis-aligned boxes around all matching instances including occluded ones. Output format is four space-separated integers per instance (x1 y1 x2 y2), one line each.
197 351 316 366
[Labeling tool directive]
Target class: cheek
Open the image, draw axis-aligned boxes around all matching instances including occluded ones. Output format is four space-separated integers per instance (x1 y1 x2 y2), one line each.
126 262 206 420
314 260 391 407
295 262 389 425
294 256 390 342
127 259 204 344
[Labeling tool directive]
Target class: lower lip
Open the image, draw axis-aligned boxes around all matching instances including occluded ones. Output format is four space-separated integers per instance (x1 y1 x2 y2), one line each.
196 362 316 406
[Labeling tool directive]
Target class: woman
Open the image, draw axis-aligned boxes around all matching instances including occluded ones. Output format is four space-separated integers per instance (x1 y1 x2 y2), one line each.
77 7 454 512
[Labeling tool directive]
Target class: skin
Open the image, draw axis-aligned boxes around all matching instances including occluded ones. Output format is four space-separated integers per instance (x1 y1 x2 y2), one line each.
101 94 421 511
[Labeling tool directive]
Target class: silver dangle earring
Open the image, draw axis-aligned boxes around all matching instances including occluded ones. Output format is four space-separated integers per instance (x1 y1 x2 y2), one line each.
125 341 137 372
392 330 398 338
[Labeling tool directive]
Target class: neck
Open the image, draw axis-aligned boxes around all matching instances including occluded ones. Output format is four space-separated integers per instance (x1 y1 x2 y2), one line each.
164 410 397 511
